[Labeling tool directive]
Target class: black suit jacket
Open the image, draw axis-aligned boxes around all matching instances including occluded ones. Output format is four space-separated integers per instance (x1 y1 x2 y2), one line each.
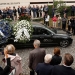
0 58 11 75
35 63 53 75
51 65 75 75
17 8 21 13
50 55 62 65
0 10 2 15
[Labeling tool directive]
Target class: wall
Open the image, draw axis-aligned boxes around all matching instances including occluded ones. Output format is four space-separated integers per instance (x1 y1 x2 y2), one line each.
0 0 75 9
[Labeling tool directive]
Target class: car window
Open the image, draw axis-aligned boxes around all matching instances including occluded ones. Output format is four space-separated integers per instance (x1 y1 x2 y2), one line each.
32 28 36 35
32 27 51 35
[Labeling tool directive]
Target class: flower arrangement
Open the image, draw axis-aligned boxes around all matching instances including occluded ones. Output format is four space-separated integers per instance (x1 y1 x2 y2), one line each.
0 20 13 43
13 20 33 43
4 17 12 22
0 20 12 37
19 13 31 21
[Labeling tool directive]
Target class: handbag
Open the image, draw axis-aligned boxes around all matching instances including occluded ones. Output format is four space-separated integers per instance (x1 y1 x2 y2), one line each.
9 66 16 75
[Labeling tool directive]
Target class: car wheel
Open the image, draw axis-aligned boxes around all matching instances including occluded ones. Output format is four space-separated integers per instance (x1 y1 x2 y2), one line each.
60 40 69 47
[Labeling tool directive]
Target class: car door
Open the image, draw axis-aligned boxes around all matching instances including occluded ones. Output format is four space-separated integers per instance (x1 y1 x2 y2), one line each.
30 27 55 46
27 27 42 46
25 26 41 47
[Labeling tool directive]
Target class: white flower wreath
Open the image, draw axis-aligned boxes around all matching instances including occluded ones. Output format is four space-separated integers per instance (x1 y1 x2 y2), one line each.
13 20 33 43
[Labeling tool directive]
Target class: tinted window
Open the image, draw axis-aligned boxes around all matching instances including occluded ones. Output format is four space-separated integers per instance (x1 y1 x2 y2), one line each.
32 27 51 35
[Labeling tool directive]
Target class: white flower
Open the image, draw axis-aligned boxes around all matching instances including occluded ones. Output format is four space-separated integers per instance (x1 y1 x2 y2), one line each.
13 20 33 43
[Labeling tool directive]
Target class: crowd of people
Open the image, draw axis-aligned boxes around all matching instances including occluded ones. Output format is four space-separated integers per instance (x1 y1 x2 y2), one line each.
0 39 75 75
0 4 49 20
44 13 75 35
0 4 75 35
29 39 75 75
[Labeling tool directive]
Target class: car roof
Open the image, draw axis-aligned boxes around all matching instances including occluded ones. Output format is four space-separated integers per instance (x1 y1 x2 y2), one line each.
31 21 47 28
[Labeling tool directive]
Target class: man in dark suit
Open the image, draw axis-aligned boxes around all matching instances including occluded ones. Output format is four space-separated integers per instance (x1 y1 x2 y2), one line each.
17 6 21 16
35 54 53 75
51 53 75 75
29 39 46 75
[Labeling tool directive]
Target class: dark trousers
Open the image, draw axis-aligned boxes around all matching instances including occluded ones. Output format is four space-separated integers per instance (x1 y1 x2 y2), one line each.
18 13 21 16
68 25 71 31
40 12 42 17
71 11 74 16
45 21 49 26
30 70 35 75
36 12 39 17
74 26 75 35
29 11 31 16
62 24 66 30
72 26 75 35
33 12 36 18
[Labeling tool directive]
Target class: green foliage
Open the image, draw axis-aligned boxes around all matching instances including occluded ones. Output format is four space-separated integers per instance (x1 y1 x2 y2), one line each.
54 0 66 8
66 6 71 16
57 6 65 16
58 0 66 6
57 6 71 17
54 1 58 8
48 5 53 18
4 18 12 22
52 0 66 17
48 0 66 17
32 18 43 21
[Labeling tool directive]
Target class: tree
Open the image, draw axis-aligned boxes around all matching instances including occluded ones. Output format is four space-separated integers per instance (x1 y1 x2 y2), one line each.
53 0 66 16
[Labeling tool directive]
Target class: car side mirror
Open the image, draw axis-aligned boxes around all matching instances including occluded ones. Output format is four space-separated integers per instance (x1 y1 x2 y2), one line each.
51 33 54 36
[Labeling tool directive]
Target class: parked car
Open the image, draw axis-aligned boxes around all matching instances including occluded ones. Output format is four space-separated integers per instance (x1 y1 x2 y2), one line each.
5 21 73 49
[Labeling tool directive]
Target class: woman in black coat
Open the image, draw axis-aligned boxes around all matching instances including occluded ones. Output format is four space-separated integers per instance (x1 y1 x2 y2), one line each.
0 48 11 75
50 47 62 65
